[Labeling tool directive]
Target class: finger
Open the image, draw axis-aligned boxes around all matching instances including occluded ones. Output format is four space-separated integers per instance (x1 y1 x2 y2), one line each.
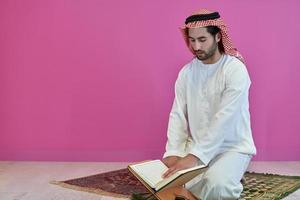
165 168 179 178
162 168 174 178
162 167 178 178
162 169 171 178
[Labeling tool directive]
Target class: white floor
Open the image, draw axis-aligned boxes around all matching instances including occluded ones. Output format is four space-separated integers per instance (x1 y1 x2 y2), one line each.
0 161 299 200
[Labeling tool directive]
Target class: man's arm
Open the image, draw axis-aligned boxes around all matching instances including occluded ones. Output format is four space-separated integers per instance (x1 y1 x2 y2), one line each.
163 67 189 158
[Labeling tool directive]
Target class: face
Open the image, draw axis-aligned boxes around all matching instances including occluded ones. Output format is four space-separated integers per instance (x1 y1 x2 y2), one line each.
188 27 220 61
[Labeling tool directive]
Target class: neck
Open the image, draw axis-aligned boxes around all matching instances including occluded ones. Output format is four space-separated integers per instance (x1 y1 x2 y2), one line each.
202 49 222 64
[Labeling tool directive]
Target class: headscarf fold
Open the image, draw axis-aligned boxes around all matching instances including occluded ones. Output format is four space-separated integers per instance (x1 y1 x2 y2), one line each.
180 9 245 63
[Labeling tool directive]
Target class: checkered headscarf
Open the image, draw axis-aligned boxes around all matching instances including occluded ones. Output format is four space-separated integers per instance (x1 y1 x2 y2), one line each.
180 9 244 63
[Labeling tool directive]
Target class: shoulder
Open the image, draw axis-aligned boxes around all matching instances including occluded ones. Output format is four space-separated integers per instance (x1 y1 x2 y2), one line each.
178 57 197 78
222 55 249 78
222 55 251 87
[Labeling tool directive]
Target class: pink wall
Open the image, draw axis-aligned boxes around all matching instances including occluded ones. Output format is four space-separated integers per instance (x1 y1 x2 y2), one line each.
0 0 299 161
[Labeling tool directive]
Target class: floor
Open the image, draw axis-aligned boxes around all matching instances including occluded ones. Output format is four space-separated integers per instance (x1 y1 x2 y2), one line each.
0 161 299 200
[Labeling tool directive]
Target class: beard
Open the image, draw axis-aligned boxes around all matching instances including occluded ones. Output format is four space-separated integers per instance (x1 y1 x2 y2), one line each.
195 40 218 61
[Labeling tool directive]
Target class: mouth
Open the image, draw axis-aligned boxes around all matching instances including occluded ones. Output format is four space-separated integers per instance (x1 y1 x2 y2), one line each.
195 51 205 55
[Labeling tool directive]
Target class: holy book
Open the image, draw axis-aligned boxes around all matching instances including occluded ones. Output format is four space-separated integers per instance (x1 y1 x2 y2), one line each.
128 160 207 192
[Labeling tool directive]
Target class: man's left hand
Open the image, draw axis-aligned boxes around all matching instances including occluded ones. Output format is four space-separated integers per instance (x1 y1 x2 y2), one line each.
162 154 199 178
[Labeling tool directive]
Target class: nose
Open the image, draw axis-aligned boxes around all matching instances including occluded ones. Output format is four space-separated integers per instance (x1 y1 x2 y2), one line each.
192 40 202 51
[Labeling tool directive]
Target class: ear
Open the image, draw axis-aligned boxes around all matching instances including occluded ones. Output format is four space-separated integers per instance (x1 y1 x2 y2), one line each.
215 32 221 42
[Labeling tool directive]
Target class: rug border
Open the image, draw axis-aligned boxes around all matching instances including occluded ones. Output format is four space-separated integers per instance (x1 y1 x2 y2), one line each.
244 171 300 200
50 170 300 200
246 171 300 179
50 180 130 199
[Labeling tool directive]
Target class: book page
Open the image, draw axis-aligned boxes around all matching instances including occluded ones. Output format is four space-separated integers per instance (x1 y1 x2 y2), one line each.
177 164 206 174
129 160 168 188
155 164 207 191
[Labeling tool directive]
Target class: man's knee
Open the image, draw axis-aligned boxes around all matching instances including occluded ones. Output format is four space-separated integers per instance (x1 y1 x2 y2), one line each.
192 174 242 200
202 175 226 198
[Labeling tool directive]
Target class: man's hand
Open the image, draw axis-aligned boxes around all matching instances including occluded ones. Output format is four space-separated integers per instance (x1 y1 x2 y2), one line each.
162 156 181 168
162 154 199 179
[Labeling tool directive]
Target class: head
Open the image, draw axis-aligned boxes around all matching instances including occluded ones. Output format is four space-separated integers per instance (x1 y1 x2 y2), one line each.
187 26 222 61
180 9 244 63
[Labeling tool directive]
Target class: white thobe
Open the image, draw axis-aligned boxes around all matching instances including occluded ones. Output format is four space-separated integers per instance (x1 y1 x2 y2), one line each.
163 54 256 199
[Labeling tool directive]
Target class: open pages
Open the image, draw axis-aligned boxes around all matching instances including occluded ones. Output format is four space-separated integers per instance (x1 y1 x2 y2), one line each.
128 160 207 191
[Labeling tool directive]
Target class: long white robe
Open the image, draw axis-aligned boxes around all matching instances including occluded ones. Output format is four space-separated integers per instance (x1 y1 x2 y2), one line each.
163 54 256 199
163 54 256 165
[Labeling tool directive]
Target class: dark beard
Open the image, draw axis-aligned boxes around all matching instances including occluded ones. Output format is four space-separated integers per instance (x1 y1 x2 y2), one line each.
195 40 218 61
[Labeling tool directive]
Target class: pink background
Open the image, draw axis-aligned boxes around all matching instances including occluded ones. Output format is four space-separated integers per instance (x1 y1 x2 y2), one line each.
0 0 299 161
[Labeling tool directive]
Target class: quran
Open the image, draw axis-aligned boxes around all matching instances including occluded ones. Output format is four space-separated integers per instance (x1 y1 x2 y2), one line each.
128 160 207 192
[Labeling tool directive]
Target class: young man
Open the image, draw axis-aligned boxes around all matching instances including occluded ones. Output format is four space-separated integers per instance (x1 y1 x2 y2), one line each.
162 9 256 200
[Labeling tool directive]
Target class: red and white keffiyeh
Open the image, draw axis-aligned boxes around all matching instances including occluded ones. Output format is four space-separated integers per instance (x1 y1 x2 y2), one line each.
180 9 245 63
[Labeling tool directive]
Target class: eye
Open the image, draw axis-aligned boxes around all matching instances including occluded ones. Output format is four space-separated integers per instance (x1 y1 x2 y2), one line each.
199 39 206 42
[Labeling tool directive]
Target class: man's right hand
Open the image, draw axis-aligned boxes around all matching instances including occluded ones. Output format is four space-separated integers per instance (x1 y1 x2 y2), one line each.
162 156 181 168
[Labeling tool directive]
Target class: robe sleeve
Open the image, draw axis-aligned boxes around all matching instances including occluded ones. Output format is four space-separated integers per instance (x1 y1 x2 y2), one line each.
163 67 189 158
189 61 251 165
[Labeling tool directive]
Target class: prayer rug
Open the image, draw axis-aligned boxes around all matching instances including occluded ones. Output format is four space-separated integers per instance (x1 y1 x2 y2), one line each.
51 168 300 200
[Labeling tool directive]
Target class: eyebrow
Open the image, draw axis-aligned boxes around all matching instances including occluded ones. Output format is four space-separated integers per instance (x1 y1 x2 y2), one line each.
188 36 207 40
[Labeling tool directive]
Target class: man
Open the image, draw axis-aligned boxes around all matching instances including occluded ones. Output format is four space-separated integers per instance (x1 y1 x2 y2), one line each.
162 9 256 200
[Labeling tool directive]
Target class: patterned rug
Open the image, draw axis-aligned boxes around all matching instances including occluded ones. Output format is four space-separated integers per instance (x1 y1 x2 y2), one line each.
51 168 300 200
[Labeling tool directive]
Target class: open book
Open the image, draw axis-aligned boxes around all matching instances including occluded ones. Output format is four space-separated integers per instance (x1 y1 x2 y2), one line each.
128 160 207 192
